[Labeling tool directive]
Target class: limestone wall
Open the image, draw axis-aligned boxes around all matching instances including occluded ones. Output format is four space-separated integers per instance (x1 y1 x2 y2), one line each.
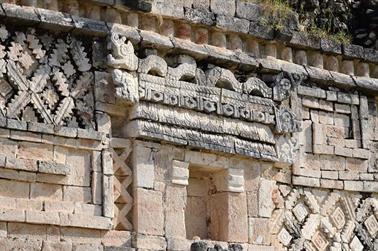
0 1 376 251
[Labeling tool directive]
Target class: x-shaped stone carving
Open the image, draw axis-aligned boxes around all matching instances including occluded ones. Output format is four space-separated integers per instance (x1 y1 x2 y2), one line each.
6 61 53 123
112 147 133 230
5 61 83 126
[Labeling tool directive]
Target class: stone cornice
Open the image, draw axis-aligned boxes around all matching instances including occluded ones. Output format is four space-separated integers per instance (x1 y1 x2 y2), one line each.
7 2 378 60
0 3 377 95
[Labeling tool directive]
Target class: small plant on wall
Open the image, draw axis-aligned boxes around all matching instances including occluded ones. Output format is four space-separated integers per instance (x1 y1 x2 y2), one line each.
257 0 352 44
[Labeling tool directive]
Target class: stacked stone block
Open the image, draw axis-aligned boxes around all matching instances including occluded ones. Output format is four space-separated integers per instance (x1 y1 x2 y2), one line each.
294 85 376 192
0 1 375 251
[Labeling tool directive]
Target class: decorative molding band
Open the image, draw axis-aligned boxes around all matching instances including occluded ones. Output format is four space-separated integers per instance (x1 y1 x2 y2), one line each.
108 33 301 163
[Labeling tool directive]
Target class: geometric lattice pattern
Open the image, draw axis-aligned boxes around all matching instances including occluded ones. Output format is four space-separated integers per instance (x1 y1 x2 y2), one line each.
112 144 133 230
0 25 95 129
271 187 378 251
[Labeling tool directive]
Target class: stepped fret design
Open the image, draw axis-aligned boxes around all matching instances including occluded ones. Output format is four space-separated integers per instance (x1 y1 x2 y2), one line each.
112 145 133 230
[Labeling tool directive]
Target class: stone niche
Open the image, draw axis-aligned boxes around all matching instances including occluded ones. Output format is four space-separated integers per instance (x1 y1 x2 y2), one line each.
185 167 214 240
185 165 246 242
132 141 253 247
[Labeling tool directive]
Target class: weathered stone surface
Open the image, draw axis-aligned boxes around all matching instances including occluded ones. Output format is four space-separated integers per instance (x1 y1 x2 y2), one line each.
60 213 112 229
249 218 271 245
3 3 39 22
132 143 155 189
343 44 365 59
209 192 248 242
290 32 320 49
236 1 261 21
134 188 164 235
63 186 91 202
184 8 215 26
72 243 103 251
42 241 72 251
101 230 131 247
61 227 102 244
171 160 189 186
320 39 342 54
216 15 249 34
0 2 377 251
249 22 274 40
0 238 42 251
30 183 62 200
210 0 235 16
258 179 276 218
38 161 70 175
72 16 108 36
164 185 187 238
133 234 167 250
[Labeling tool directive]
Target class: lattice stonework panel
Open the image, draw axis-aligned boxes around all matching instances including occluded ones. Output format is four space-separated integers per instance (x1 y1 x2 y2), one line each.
0 25 95 129
111 140 133 230
271 187 378 251
0 24 123 231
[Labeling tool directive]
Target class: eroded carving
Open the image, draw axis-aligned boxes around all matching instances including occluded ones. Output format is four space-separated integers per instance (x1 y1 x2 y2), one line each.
272 72 303 102
243 77 272 98
275 107 301 134
0 26 95 129
138 55 167 77
112 69 139 104
206 66 242 92
276 135 298 165
107 33 138 71
168 58 197 84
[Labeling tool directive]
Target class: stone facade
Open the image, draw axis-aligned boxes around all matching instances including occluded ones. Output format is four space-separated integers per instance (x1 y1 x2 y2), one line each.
0 1 376 251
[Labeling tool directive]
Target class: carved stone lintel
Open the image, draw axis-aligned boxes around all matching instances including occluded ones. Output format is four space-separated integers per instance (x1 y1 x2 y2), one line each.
106 31 304 164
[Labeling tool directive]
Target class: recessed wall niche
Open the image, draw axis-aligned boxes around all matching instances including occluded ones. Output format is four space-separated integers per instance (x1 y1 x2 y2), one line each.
171 159 248 243
185 167 215 240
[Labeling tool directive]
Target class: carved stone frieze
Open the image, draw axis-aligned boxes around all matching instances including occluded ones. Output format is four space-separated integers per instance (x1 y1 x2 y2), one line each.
0 26 96 129
108 32 302 163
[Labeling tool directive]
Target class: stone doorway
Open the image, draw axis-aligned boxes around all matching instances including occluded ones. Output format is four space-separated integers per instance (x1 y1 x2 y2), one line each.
183 164 247 242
